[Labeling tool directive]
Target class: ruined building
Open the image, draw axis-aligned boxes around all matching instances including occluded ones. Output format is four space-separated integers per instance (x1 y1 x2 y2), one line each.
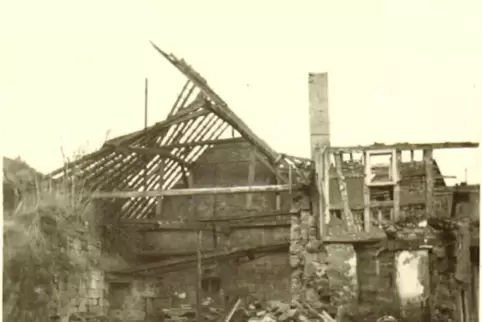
47 44 480 322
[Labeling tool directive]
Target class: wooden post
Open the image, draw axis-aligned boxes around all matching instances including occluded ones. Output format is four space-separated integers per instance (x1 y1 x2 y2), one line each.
334 152 356 232
196 230 203 322
323 151 331 226
275 167 281 210
377 209 382 228
212 164 218 248
144 78 149 192
393 150 401 221
423 149 434 217
363 152 371 232
155 159 165 217
246 146 256 208
472 260 479 319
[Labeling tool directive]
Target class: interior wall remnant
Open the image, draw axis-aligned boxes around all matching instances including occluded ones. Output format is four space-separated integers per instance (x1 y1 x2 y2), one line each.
394 250 430 321
290 195 328 304
325 244 358 311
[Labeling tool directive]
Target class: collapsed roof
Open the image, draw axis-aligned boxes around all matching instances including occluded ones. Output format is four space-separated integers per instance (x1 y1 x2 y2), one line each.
48 43 312 220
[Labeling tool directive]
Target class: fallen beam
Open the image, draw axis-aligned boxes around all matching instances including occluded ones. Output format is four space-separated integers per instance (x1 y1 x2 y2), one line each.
110 242 289 275
120 221 229 233
197 211 297 222
329 141 479 153
137 248 218 259
119 219 290 232
92 184 304 199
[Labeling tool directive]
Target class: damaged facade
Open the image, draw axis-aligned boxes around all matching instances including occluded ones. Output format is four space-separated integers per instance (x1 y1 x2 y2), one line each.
47 45 480 322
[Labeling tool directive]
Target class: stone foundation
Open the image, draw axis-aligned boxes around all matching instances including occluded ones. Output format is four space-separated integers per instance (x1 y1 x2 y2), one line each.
290 195 358 314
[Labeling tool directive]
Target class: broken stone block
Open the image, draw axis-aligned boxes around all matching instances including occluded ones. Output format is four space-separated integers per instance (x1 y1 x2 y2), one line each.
290 241 304 255
291 224 302 240
290 254 303 268
306 239 322 253
298 314 310 322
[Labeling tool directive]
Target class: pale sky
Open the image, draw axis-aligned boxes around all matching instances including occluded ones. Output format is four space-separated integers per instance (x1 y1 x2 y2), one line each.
1 0 481 184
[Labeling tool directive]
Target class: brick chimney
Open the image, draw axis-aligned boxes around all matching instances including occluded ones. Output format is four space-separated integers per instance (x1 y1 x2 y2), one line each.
308 73 331 158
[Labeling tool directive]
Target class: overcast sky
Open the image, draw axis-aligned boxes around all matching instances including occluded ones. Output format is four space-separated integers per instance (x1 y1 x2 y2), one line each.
1 0 481 184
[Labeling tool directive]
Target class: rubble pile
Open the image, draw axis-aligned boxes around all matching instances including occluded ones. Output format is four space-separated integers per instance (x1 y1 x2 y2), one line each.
231 300 336 322
161 303 223 322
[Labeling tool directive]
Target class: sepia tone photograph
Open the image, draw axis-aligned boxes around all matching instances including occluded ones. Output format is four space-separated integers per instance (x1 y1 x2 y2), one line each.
1 1 481 322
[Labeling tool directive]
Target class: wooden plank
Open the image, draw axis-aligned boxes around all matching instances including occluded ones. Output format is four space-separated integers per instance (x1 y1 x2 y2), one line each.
151 42 280 164
122 221 218 232
246 146 256 208
111 242 289 275
196 230 203 322
472 261 479 319
162 137 246 149
424 149 434 216
131 221 289 233
92 184 303 199
329 141 478 153
255 152 288 184
168 80 191 116
363 152 371 232
275 167 282 210
155 159 165 217
394 150 401 221
323 151 331 227
334 153 356 232
106 145 190 167
169 92 203 119
105 98 210 146
198 211 296 222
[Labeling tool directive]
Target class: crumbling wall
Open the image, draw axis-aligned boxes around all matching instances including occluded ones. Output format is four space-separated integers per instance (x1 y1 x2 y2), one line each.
143 140 292 309
51 233 107 321
107 278 162 321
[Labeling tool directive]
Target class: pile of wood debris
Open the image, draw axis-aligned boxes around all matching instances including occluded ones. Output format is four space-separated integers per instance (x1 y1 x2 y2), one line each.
228 300 337 322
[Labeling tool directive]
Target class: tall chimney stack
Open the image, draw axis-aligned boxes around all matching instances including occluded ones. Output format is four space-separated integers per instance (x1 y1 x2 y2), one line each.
308 73 331 157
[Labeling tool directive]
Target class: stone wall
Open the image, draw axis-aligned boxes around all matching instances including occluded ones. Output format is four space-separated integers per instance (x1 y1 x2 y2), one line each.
356 246 395 317
108 279 162 321
138 140 292 313
52 232 107 321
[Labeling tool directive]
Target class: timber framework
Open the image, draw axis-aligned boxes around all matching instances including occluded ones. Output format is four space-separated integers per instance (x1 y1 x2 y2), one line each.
47 43 480 322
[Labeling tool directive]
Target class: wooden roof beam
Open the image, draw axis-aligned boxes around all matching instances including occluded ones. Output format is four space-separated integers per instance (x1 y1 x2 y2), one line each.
150 42 280 164
104 98 211 147
329 141 479 153
162 137 245 149
105 144 190 168
92 183 303 199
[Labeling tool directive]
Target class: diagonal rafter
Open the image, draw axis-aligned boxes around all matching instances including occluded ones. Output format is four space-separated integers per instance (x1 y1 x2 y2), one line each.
49 45 312 220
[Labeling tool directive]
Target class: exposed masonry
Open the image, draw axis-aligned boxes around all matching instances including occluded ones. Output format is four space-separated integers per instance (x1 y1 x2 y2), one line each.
51 234 106 321
42 46 479 322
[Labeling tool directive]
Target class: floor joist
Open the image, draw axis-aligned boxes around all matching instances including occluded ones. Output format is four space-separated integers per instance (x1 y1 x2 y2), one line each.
92 184 304 199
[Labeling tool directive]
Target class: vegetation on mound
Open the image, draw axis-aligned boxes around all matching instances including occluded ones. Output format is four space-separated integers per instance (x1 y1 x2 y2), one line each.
3 168 99 322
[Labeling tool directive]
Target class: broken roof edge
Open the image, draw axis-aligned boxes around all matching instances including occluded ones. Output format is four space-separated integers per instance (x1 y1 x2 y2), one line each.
329 141 479 152
149 41 281 164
